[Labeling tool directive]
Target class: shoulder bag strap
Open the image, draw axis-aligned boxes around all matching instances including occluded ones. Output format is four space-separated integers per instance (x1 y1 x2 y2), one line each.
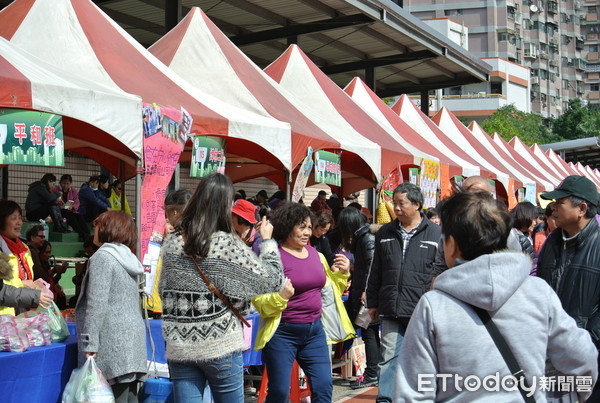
471 305 535 403
189 255 250 328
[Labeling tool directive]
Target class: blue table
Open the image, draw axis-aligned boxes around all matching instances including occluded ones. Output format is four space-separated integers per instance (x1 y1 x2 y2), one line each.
146 313 262 366
0 333 78 403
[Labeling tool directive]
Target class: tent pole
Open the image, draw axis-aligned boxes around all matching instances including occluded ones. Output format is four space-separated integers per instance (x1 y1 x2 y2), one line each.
136 159 143 260
286 170 291 202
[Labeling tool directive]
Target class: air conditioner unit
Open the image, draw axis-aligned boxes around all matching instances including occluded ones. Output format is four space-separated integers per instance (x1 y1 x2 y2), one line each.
531 76 540 84
550 59 558 67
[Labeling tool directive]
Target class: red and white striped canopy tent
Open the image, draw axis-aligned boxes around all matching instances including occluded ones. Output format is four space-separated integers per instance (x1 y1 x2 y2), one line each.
468 121 540 193
432 107 519 205
574 162 600 188
0 36 142 173
584 165 600 188
265 44 427 190
342 77 439 168
532 145 571 180
492 134 554 191
148 7 347 187
509 137 562 186
545 148 581 178
593 169 600 184
0 0 292 176
390 95 484 196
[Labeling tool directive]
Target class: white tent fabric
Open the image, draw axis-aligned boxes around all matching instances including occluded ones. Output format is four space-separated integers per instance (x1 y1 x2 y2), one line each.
0 0 292 169
510 137 562 186
0 37 142 162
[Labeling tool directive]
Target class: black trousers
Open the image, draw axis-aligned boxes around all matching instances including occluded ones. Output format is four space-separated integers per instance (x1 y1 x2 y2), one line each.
26 205 67 232
362 322 381 380
62 210 90 239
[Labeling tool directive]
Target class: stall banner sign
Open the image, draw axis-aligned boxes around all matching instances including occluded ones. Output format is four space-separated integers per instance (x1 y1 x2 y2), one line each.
190 136 226 177
140 103 190 294
408 168 419 186
381 164 402 192
292 147 313 202
0 108 64 166
524 183 537 204
314 150 341 187
517 187 525 203
419 159 440 209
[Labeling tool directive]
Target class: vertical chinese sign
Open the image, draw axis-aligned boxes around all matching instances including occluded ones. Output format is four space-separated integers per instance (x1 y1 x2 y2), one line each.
0 109 64 166
140 103 192 294
419 159 440 209
292 147 313 202
190 136 226 177
314 150 341 187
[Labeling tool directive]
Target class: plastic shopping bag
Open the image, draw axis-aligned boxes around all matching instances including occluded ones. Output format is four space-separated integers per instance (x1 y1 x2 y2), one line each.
62 356 115 403
0 314 30 352
37 301 70 342
16 312 53 346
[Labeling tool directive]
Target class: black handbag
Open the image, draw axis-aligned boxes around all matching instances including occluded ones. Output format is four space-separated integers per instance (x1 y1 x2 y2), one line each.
471 305 536 403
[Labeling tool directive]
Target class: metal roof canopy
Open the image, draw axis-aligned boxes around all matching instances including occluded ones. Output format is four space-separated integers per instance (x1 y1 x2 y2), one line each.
28 0 493 99
540 137 600 170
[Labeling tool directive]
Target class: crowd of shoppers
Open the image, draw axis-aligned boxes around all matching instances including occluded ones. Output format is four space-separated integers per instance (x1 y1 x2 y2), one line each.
2 170 599 403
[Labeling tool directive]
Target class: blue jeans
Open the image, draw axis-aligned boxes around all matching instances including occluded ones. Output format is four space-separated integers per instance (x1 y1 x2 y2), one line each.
262 319 332 403
169 352 244 403
377 317 408 403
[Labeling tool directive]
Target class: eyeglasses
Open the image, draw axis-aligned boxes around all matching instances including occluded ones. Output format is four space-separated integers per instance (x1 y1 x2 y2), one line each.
35 234 46 239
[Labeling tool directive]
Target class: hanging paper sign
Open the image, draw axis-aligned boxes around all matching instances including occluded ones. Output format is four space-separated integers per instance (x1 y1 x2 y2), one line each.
524 183 537 204
140 103 190 294
0 108 64 166
517 187 525 203
408 168 419 186
314 150 341 187
191 136 226 177
292 147 313 202
419 159 440 209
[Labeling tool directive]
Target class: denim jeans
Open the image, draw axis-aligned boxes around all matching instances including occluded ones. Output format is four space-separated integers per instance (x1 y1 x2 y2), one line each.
377 317 408 403
169 352 244 403
262 319 332 403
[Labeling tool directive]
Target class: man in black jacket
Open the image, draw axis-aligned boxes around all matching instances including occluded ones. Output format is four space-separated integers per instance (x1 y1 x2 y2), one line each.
537 175 600 400
366 183 441 402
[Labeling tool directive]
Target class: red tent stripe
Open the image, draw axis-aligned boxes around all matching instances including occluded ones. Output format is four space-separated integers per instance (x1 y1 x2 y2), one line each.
0 55 32 108
72 0 229 136
0 0 36 40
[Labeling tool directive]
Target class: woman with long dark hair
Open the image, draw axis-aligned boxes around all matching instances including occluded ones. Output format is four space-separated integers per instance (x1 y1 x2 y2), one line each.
336 207 381 389
159 173 283 402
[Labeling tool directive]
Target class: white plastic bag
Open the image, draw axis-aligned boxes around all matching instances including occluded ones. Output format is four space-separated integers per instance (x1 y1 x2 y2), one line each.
354 306 372 329
15 312 53 347
0 314 30 352
62 356 115 403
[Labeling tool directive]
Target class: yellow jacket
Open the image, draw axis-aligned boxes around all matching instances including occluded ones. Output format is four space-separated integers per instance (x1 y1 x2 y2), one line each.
143 256 163 313
108 188 131 216
0 238 34 315
252 253 354 350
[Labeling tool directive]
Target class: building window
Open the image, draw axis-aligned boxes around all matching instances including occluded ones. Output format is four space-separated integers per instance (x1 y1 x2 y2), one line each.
491 82 503 95
498 32 508 42
591 84 600 91
562 79 569 89
444 9 452 16
590 45 599 52
586 64 600 73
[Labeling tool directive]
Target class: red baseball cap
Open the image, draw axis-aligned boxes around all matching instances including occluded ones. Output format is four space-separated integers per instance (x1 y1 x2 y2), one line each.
232 199 258 224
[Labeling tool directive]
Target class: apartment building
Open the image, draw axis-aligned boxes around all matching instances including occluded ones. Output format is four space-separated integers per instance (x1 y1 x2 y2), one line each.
406 0 600 120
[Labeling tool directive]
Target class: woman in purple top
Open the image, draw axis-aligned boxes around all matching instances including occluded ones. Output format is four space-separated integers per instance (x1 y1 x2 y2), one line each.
261 202 349 403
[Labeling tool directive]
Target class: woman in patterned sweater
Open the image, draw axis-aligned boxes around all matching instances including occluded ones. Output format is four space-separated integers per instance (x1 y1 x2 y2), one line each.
159 173 284 403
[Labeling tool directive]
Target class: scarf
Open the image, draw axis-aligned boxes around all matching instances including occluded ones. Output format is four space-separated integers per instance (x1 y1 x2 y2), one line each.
1 235 33 280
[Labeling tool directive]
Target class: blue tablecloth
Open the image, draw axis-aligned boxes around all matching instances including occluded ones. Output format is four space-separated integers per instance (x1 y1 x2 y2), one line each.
146 313 263 366
0 332 78 403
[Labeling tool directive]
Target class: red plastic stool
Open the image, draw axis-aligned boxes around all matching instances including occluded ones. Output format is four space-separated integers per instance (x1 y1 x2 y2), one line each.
257 360 311 402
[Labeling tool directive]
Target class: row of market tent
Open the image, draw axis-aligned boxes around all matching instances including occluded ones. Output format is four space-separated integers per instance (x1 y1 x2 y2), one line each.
2 0 600 216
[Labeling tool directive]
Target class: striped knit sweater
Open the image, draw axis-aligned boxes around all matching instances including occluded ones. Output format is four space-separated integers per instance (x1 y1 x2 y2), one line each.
159 231 283 363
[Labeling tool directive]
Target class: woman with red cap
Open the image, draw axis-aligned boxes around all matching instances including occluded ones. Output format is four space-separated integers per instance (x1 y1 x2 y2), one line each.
231 199 259 246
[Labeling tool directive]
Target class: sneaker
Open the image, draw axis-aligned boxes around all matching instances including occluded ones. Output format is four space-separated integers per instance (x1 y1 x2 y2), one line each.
350 376 378 389
244 385 257 395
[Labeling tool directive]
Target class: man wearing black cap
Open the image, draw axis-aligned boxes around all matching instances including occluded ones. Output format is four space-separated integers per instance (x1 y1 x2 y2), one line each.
537 175 600 399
